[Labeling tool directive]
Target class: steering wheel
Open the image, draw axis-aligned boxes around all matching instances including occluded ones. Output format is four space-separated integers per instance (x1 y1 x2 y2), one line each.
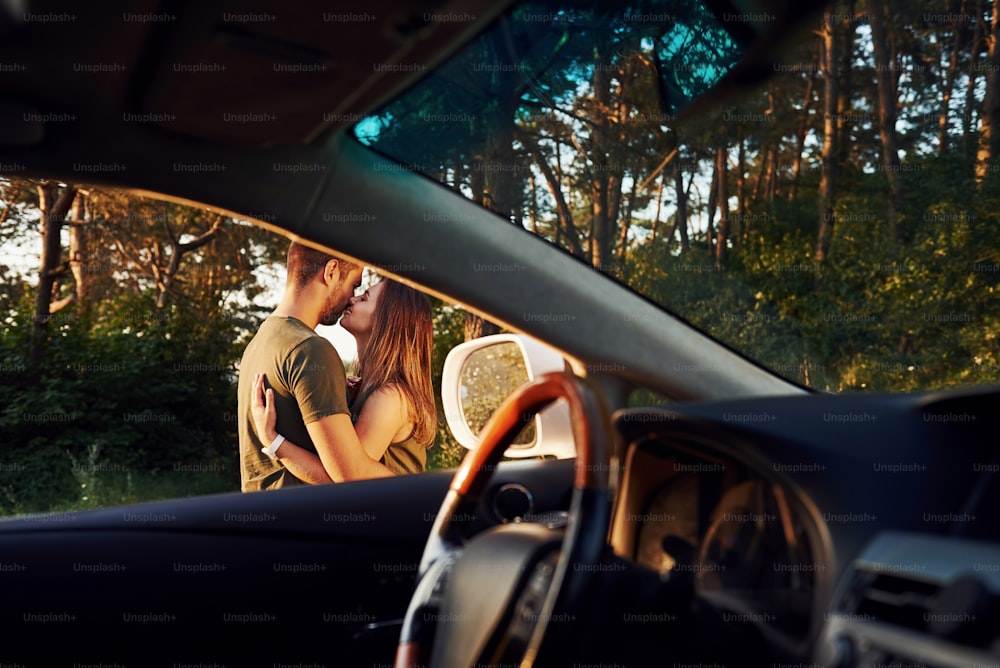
395 372 614 668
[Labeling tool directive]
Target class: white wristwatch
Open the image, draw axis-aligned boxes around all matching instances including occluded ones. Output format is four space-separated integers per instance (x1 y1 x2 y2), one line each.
261 434 286 460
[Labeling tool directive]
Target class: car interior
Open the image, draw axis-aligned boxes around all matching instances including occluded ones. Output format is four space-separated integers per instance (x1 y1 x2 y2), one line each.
1 0 999 667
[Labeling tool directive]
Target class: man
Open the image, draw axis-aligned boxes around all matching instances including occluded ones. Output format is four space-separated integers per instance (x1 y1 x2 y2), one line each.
238 241 394 491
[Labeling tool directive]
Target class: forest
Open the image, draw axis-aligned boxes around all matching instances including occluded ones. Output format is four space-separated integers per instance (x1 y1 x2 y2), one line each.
1 0 999 514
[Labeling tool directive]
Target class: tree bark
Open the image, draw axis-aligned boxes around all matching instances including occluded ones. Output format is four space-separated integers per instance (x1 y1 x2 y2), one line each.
706 157 718 254
754 145 769 202
870 0 906 241
525 136 585 258
674 158 690 251
976 0 1000 180
616 175 636 269
67 192 89 317
463 311 500 341
816 9 842 262
735 132 746 243
31 183 78 361
588 41 625 274
650 173 664 245
963 0 984 151
154 215 224 309
765 146 778 202
789 51 818 201
937 0 967 154
714 143 729 269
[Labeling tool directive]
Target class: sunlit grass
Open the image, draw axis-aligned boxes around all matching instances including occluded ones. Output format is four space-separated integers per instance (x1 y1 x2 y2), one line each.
1 467 237 518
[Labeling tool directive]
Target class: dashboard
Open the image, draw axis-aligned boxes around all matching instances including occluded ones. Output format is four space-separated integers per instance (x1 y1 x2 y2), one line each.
611 429 832 657
610 385 1000 666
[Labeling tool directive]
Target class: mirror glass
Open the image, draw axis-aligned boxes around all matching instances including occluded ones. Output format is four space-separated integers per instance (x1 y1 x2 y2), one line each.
459 342 536 447
654 3 746 113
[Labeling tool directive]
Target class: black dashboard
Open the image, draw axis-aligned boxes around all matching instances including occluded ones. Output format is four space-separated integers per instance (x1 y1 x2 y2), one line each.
611 384 1000 666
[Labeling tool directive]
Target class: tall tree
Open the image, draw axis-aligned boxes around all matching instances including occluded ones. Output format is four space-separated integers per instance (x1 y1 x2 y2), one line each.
31 182 79 361
673 152 690 251
962 0 985 149
936 0 969 153
788 50 819 201
816 9 844 262
976 0 1000 180
714 143 730 268
869 0 906 241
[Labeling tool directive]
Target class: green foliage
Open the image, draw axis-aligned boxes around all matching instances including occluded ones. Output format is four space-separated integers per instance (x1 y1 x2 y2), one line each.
625 152 1000 393
427 299 468 471
354 0 1000 399
0 181 290 515
0 290 241 516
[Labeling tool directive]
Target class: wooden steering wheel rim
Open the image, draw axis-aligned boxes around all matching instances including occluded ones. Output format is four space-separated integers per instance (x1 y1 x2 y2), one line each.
395 371 613 668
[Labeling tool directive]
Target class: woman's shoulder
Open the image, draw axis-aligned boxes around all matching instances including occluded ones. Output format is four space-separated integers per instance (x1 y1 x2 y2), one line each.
359 383 413 416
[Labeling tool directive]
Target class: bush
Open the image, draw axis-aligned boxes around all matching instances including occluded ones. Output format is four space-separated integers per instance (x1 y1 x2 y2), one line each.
0 294 241 515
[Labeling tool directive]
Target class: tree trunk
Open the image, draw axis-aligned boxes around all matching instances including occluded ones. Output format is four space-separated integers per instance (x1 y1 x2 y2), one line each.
155 215 223 309
49 191 90 318
616 176 636 269
650 173 664 245
588 44 624 274
31 183 78 362
527 137 585 258
789 50 818 201
465 33 521 341
714 144 729 269
937 0 966 154
67 193 89 313
476 29 521 222
976 0 1000 180
463 312 500 341
706 158 718 255
753 144 771 202
590 161 610 270
674 159 690 251
766 147 778 202
963 0 984 152
735 133 746 243
764 85 779 202
816 9 842 262
528 176 539 235
870 0 906 241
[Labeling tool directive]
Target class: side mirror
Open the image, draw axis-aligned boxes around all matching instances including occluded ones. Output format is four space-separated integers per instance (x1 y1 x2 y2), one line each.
441 334 574 459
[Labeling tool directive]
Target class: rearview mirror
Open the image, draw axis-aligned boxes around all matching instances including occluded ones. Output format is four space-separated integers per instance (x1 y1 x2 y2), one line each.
652 3 745 114
441 334 574 459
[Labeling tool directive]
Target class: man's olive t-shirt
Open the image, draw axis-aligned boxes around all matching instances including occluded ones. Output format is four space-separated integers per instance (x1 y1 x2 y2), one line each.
238 316 349 491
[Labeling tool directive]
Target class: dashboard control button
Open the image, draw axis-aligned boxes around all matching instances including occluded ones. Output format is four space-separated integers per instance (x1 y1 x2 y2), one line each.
492 483 534 523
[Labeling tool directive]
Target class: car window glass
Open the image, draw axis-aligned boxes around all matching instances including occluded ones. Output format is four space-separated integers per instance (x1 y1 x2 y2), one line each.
0 190 473 515
355 0 1000 393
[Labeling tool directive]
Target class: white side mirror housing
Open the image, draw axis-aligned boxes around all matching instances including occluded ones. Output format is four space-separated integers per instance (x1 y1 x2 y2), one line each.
441 333 575 459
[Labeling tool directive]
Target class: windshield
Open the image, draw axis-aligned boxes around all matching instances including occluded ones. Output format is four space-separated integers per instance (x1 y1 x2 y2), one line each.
356 0 1000 393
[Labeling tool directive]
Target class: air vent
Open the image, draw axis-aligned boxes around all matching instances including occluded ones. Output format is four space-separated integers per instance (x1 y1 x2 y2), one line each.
820 533 1000 666
839 568 1000 649
842 570 941 632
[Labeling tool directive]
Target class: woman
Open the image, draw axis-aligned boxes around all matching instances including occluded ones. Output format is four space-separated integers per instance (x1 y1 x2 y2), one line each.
252 276 437 477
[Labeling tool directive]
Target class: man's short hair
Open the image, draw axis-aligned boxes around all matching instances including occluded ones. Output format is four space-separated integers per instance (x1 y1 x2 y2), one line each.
287 241 360 288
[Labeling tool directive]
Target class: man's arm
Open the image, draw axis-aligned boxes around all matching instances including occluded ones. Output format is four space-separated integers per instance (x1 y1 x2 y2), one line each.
253 372 392 482
305 413 396 482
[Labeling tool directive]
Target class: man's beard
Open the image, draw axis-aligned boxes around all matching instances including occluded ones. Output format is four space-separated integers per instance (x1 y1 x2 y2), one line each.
318 292 349 326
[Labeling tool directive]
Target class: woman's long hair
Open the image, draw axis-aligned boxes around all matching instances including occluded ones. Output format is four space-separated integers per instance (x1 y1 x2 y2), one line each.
353 279 437 447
